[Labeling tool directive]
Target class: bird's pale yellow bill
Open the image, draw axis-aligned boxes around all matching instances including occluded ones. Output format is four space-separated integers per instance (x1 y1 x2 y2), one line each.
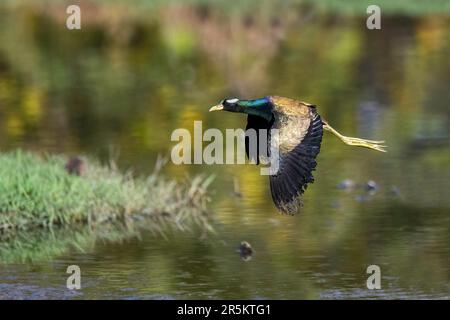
209 105 223 112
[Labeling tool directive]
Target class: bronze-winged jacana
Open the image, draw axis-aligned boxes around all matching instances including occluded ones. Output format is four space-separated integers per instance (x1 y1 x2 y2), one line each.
209 96 386 214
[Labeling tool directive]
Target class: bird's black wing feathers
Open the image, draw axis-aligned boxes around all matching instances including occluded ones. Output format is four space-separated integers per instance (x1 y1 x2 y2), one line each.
245 115 273 164
269 114 323 214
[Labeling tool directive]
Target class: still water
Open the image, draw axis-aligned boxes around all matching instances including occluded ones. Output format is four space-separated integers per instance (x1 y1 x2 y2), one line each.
0 3 449 299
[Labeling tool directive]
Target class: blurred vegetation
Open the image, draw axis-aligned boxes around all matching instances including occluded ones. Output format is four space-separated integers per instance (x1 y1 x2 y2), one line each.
0 223 139 263
0 151 213 236
4 0 450 15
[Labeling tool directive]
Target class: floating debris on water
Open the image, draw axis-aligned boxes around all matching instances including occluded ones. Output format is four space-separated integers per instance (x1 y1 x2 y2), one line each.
239 241 253 261
366 180 378 192
337 179 356 191
337 179 383 200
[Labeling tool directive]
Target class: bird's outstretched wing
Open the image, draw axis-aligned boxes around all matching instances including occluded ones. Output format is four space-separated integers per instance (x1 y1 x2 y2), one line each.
269 114 323 214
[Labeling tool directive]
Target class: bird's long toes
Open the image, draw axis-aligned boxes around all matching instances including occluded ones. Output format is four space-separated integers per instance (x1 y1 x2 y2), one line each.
372 145 387 152
347 137 385 144
366 140 385 144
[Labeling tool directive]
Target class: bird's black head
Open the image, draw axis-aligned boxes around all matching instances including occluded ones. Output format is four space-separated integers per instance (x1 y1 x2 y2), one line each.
209 97 273 122
209 98 241 112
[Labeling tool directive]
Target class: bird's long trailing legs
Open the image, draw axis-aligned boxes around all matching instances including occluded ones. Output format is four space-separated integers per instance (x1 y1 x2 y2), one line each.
322 121 387 152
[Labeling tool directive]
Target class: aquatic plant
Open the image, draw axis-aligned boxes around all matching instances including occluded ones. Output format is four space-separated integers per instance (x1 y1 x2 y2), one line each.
0 151 214 235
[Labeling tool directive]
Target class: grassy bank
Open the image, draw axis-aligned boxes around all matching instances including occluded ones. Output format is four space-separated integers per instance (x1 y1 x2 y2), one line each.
0 151 213 235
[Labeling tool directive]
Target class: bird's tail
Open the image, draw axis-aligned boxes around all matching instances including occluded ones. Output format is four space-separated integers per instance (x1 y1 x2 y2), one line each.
322 120 386 153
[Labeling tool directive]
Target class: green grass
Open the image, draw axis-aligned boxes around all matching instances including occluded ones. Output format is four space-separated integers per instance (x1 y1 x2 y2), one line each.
0 151 214 235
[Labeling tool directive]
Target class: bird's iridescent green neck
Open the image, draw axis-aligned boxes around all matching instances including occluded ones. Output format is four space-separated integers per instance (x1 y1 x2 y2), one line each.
236 97 273 121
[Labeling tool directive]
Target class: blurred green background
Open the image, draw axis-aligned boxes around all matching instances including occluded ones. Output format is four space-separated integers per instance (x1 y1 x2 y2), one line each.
0 0 449 299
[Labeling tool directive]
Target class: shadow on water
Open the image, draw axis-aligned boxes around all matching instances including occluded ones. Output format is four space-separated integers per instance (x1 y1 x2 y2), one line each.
0 1 449 299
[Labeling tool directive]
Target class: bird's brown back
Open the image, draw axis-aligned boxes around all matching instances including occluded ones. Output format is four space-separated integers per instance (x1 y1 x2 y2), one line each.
269 96 315 117
268 96 319 153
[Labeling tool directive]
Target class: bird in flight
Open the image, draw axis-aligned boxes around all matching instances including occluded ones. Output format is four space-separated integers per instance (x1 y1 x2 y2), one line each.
209 96 386 214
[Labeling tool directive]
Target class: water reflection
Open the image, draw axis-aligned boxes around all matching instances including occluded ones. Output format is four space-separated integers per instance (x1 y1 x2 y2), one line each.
0 2 449 299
